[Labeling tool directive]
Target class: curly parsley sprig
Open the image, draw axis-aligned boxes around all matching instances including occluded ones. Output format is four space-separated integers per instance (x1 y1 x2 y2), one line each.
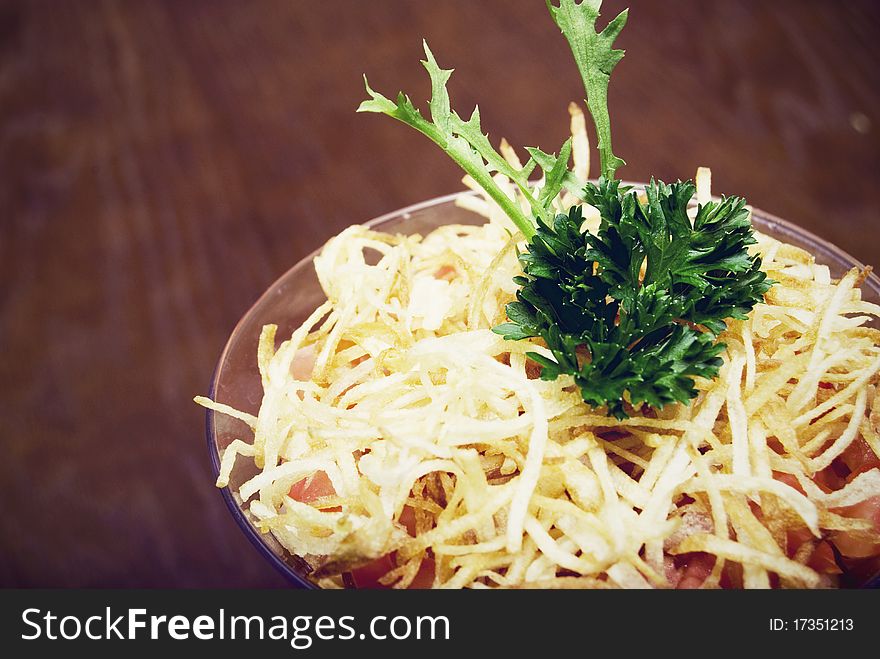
359 0 773 418
495 179 772 418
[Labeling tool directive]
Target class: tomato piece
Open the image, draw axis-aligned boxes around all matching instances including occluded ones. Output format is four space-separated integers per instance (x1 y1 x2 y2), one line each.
786 526 813 557
291 344 317 381
288 471 337 504
675 552 715 589
766 437 786 455
772 471 806 495
408 558 436 589
840 438 880 480
351 555 397 589
830 496 880 558
719 560 743 590
815 464 847 492
844 496 880 528
434 265 457 280
398 505 418 536
830 533 880 559
351 555 436 589
808 540 842 574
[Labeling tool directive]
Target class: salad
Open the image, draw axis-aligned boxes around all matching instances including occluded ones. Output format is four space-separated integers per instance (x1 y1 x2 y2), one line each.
198 1 880 588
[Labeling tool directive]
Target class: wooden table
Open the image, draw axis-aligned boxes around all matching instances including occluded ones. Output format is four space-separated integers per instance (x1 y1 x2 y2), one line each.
2 0 878 587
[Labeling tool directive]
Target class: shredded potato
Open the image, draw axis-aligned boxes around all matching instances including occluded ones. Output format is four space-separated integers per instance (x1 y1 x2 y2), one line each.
198 107 880 589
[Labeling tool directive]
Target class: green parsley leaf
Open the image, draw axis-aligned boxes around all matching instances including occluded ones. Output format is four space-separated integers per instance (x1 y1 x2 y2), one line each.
494 181 772 418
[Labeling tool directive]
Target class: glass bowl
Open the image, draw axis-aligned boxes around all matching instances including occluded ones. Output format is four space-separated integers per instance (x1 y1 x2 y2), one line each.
205 189 880 589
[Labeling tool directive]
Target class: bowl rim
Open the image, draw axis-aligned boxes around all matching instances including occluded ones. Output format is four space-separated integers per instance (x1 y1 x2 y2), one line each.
206 187 880 589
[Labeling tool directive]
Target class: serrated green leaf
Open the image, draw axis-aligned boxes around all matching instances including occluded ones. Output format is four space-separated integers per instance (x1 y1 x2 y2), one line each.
547 0 627 180
360 43 540 238
527 146 585 198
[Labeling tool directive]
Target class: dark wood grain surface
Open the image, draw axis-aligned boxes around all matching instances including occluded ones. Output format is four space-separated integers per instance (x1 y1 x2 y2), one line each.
1 0 878 587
